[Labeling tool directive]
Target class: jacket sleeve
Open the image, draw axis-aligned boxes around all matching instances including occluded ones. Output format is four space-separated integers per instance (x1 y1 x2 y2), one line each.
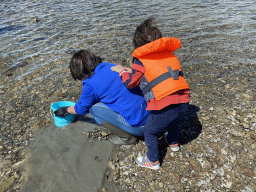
74 84 97 115
120 58 145 89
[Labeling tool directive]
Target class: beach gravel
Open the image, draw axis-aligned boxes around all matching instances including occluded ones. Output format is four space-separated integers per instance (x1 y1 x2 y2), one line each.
0 61 255 191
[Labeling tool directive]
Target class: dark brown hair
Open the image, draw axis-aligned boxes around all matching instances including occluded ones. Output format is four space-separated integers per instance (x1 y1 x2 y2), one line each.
133 18 162 49
69 49 102 80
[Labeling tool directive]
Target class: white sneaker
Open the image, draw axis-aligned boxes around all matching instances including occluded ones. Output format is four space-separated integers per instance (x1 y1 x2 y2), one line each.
170 143 180 152
136 155 160 170
164 132 180 151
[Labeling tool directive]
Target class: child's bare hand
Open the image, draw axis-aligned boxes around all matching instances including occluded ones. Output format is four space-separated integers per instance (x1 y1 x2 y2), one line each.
111 65 131 73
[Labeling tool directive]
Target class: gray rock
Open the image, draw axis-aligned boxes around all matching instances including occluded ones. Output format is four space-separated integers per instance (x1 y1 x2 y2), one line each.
0 175 16 192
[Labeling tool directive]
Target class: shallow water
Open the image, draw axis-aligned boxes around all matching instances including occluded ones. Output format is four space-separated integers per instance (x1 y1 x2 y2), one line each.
1 0 256 82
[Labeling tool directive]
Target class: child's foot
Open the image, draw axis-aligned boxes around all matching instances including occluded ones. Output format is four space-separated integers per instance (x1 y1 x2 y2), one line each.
136 155 160 170
109 134 137 145
164 132 180 152
169 143 180 152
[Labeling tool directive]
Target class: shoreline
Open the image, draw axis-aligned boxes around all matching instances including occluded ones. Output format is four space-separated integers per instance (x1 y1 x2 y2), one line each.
0 62 255 191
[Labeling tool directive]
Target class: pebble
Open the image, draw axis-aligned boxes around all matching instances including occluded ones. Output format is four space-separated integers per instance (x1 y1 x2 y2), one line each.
159 182 164 188
226 181 232 188
215 167 225 177
242 122 250 129
108 162 115 170
0 175 16 191
202 159 212 170
243 186 253 192
248 153 254 160
230 155 236 163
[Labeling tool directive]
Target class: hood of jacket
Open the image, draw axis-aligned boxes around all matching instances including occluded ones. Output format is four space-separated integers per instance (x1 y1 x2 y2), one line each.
133 37 181 58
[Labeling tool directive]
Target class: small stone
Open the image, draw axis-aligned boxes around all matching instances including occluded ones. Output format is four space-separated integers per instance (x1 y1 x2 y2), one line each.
230 155 236 163
0 175 16 191
159 182 164 188
235 94 240 99
251 143 256 150
6 168 12 176
221 148 227 155
216 167 224 176
108 162 115 170
13 171 19 179
13 160 25 169
33 18 39 22
248 153 254 160
230 130 243 137
119 161 125 166
197 180 208 186
122 171 129 176
225 84 230 89
244 186 253 192
241 93 254 101
242 122 250 129
230 115 236 121
209 107 214 111
202 159 212 170
201 116 210 121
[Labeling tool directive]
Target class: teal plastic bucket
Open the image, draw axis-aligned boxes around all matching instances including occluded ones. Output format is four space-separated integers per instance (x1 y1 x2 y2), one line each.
51 101 76 128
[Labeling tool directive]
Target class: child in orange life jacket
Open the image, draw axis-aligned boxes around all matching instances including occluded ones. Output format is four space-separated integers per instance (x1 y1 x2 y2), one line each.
111 18 190 170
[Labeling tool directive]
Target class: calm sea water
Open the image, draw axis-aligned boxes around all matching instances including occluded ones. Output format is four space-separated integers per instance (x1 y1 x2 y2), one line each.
0 0 255 81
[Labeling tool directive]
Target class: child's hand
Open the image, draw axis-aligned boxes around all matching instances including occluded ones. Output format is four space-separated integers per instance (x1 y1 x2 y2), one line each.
111 65 131 73
54 107 69 117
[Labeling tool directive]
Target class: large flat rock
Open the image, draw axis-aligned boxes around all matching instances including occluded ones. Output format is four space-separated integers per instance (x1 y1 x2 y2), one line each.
19 119 113 192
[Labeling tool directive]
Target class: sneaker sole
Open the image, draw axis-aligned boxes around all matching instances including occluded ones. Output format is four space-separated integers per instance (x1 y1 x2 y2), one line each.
170 146 179 152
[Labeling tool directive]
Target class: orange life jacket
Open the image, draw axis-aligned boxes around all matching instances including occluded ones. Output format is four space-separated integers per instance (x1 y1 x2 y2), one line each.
133 37 190 101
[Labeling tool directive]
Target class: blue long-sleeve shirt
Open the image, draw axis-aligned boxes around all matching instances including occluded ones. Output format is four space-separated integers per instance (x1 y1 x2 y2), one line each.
74 62 149 126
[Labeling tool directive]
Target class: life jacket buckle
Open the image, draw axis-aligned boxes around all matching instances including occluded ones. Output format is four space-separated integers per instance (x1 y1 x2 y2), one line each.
167 67 182 80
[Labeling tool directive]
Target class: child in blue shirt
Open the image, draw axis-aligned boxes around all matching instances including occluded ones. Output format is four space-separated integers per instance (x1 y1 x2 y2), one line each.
54 49 149 145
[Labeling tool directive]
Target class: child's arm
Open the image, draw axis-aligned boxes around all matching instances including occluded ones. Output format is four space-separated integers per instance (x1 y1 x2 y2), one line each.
111 59 145 89
120 68 144 88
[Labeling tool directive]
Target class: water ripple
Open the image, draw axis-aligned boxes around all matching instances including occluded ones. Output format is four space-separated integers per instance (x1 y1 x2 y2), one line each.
0 0 255 83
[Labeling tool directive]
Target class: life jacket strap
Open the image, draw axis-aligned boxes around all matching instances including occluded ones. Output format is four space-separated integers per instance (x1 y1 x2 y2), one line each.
142 67 183 95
